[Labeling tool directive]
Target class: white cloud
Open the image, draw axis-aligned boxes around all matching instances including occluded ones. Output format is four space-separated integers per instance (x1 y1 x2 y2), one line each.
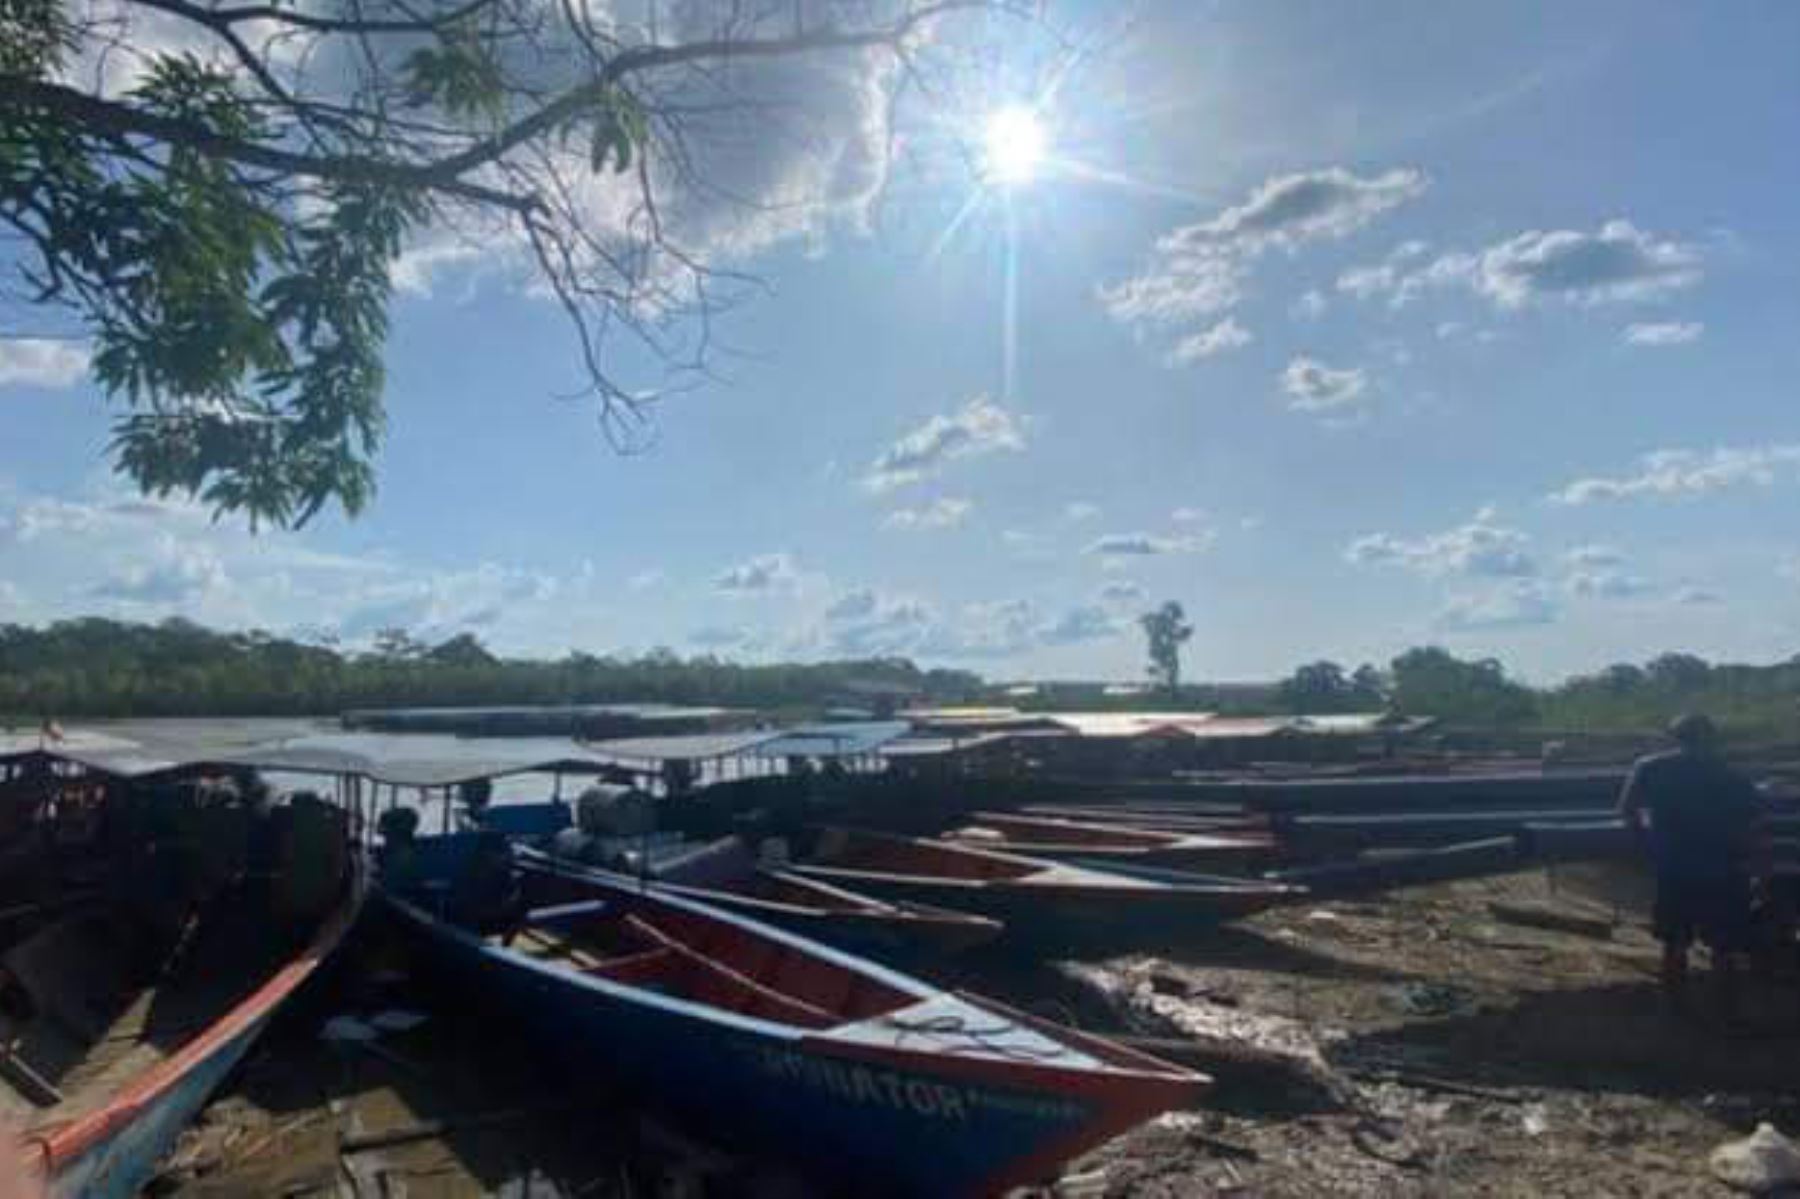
1165 169 1428 256
1567 571 1653 600
1346 509 1536 578
1085 531 1208 557
1436 581 1558 631
1164 317 1252 365
1341 220 1702 310
1064 502 1100 522
1550 444 1800 504
1037 605 1123 646
1280 357 1368 413
689 625 754 649
825 588 880 622
1102 166 1425 360
90 538 228 605
1624 321 1704 347
627 569 666 590
1292 289 1328 319
714 552 800 594
1098 580 1146 606
883 497 972 531
0 339 89 389
1672 586 1723 606
862 396 1025 492
1170 507 1208 524
1563 544 1625 569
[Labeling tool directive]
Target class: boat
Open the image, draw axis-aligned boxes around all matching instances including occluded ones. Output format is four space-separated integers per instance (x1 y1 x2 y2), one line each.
1265 836 1524 899
528 839 1003 961
946 810 1275 870
788 827 1304 947
1017 803 1268 835
377 831 1204 1196
474 804 1004 961
4 779 363 1198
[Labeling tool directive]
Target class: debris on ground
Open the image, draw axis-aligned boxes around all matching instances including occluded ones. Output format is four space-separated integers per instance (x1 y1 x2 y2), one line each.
1710 1123 1800 1193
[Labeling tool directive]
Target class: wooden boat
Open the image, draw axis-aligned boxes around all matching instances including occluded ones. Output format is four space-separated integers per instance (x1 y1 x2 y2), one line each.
524 840 1003 961
5 787 363 1199
378 832 1204 1196
1018 803 1268 835
1266 836 1524 899
789 828 1303 947
946 810 1275 870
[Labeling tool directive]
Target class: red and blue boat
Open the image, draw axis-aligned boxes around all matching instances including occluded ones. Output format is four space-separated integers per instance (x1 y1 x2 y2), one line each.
5 785 364 1199
378 831 1205 1196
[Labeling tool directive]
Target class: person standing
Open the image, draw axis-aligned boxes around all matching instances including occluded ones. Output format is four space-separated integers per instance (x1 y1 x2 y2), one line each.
1617 713 1761 1020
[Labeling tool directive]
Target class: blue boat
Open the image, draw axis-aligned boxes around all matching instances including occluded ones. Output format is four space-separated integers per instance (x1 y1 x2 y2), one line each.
378 831 1204 1196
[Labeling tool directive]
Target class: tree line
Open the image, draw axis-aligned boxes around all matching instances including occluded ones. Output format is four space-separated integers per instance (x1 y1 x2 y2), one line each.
1 617 1794 735
0 618 981 719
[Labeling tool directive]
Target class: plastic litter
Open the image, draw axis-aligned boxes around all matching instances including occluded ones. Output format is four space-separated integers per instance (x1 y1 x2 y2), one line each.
1710 1123 1800 1194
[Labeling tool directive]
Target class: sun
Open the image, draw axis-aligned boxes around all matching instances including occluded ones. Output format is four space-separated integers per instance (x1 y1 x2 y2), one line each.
982 105 1048 186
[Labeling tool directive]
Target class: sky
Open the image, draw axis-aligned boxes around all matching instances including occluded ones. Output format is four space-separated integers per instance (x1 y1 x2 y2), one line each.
2 1 1798 684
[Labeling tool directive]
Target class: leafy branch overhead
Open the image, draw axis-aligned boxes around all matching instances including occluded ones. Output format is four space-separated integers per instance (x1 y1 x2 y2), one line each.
0 0 1027 528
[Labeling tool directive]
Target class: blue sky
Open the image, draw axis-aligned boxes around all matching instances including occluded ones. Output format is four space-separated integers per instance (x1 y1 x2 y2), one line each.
2 1 1797 683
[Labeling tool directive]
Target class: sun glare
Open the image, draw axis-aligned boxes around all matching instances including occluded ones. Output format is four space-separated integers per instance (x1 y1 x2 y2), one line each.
983 105 1048 186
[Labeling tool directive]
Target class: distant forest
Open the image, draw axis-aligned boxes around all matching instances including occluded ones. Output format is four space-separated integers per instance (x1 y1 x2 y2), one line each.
0 618 1796 736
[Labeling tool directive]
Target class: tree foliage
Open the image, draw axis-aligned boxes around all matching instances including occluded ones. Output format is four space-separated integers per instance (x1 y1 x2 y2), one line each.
0 616 981 717
1277 659 1388 714
1 0 1027 527
1138 600 1192 697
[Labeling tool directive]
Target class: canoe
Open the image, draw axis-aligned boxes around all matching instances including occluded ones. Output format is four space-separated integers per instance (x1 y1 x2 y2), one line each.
1276 808 1618 852
1018 804 1268 835
789 828 1303 947
6 794 364 1199
946 811 1275 870
1265 837 1525 898
525 839 1003 962
378 832 1204 1196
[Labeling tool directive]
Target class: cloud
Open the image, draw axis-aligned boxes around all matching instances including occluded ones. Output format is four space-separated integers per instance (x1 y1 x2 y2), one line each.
1101 166 1425 361
1064 502 1100 522
1098 580 1146 606
1567 571 1653 600
1085 531 1207 557
1624 320 1704 347
1346 509 1536 578
1167 168 1428 256
862 396 1025 492
1672 586 1723 606
1436 581 1558 631
0 339 90 389
714 553 800 594
1171 507 1208 524
1563 544 1625 569
1292 289 1328 319
824 588 880 622
90 537 227 605
1341 221 1702 310
1550 444 1800 504
1037 605 1123 646
883 497 972 531
1164 317 1252 365
627 569 666 590
1280 357 1368 413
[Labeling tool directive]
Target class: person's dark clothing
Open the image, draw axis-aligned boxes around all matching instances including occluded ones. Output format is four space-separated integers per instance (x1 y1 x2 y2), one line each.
1620 748 1759 949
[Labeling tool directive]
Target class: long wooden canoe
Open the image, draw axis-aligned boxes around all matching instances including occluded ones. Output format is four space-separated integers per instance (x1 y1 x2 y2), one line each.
946 811 1275 870
380 833 1203 1196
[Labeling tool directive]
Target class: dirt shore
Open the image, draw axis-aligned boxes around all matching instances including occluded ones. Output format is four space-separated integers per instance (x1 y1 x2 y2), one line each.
156 868 1800 1196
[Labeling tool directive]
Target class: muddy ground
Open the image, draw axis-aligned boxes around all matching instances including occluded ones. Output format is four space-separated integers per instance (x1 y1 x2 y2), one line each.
155 867 1800 1197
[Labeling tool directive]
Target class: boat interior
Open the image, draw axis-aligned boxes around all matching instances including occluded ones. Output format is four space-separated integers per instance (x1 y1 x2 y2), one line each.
0 761 349 1131
962 812 1183 849
393 833 916 1031
809 828 1040 882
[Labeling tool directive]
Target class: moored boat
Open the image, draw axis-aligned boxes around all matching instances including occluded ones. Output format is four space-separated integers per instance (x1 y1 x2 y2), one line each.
4 779 363 1198
377 831 1204 1196
526 839 1004 961
790 827 1303 947
947 810 1275 870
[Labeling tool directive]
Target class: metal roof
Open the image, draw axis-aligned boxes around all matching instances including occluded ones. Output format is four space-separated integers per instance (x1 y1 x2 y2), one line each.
583 730 779 764
1045 712 1219 739
879 731 1019 758
749 721 911 759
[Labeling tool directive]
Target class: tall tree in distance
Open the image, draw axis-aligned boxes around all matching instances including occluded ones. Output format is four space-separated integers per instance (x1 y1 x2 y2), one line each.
1138 601 1192 699
0 0 1037 527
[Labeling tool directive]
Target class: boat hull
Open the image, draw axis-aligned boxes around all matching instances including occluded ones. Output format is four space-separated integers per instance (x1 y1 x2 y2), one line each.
24 862 366 1199
380 874 1193 1196
661 881 1002 962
